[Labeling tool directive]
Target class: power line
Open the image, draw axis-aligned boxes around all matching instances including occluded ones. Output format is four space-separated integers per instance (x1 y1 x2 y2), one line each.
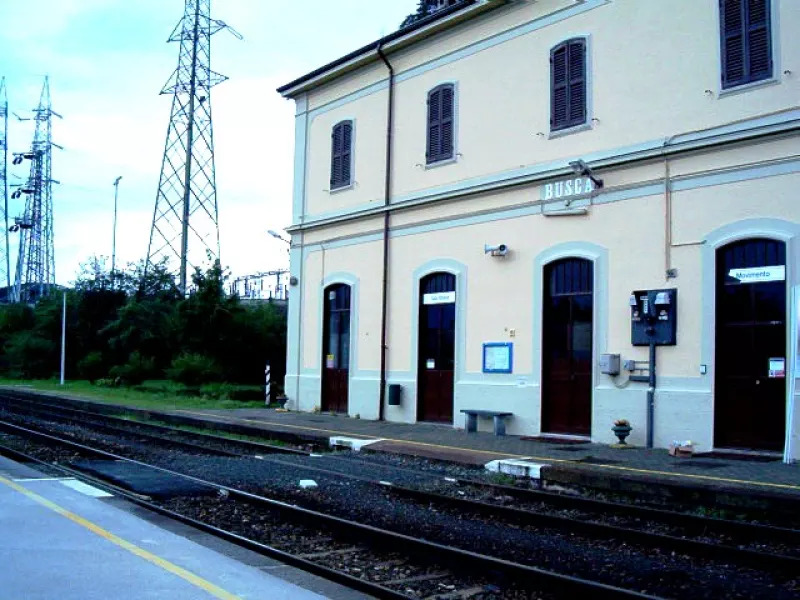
145 0 242 295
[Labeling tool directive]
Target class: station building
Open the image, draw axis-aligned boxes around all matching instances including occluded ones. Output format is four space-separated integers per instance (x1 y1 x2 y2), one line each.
278 0 800 460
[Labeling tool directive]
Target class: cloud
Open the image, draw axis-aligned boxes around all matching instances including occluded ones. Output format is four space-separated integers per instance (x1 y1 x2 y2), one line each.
1 0 415 285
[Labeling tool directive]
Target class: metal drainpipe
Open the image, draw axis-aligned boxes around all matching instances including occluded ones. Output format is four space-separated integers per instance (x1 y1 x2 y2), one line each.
647 338 656 449
376 43 394 421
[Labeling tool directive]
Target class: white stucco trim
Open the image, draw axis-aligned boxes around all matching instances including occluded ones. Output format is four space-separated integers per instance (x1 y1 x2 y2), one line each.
701 218 800 456
410 259 468 425
318 272 360 413
532 242 609 436
713 0 783 98
424 81 460 168
329 118 357 193
548 34 594 138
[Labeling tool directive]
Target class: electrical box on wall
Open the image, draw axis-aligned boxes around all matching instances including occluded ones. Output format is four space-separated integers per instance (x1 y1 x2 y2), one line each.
599 354 620 375
630 288 678 346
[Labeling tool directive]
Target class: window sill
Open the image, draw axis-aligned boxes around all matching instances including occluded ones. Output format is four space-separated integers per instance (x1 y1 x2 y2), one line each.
718 76 780 98
424 156 458 170
329 182 354 194
548 122 592 139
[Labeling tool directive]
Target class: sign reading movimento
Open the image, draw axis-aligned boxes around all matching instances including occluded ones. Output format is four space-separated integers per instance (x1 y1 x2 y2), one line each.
541 176 595 201
728 266 785 284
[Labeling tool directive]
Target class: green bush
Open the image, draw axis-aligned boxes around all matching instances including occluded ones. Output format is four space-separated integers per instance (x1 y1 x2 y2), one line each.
77 351 106 384
109 351 155 386
5 331 57 379
166 353 221 387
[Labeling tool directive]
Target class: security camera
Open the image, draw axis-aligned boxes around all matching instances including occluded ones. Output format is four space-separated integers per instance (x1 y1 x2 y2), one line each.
484 243 509 257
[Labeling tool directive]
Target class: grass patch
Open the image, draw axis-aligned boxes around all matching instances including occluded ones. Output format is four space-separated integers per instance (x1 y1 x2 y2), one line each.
0 379 266 411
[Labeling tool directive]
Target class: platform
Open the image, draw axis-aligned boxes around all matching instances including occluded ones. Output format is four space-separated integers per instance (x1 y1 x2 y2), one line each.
0 456 367 600
168 407 800 502
4 386 800 506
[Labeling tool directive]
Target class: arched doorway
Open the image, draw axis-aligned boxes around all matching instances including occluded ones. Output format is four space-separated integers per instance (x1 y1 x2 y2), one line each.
417 272 456 423
321 283 351 414
542 258 593 436
715 238 786 451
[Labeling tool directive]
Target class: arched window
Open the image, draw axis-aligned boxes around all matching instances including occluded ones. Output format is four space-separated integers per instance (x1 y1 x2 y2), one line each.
550 39 586 132
426 84 454 164
330 120 353 190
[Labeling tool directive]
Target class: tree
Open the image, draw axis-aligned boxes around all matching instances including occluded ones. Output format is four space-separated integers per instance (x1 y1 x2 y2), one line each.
400 0 432 29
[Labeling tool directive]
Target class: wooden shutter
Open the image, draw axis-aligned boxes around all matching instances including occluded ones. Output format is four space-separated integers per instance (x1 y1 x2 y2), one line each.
551 39 585 131
341 121 352 186
721 0 771 88
427 85 454 163
568 41 586 124
330 121 352 189
747 0 771 80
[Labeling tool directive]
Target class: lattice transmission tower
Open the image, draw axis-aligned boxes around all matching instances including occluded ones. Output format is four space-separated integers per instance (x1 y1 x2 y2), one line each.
0 77 10 296
146 0 241 294
11 77 60 304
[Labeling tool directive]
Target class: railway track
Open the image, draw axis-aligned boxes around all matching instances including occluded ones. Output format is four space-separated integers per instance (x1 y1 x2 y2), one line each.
0 418 653 600
2 394 798 571
1 399 799 598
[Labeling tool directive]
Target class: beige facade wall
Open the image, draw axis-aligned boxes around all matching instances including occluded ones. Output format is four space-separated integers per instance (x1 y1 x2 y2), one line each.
299 0 799 220
283 0 800 458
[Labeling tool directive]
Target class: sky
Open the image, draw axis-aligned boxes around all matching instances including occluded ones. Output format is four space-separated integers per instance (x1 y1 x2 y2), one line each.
0 0 414 287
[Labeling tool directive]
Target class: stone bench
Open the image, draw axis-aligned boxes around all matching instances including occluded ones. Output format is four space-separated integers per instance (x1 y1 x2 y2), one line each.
460 409 513 436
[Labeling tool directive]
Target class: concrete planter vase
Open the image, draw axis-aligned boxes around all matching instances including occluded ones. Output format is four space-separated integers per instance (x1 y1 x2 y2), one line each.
612 425 632 445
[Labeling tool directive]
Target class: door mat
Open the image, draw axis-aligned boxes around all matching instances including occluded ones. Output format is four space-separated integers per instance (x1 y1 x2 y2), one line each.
72 460 217 499
695 452 781 463
520 436 590 445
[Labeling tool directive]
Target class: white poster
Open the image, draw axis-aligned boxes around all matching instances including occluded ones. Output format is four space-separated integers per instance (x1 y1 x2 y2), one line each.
423 291 456 305
729 266 785 284
484 346 510 371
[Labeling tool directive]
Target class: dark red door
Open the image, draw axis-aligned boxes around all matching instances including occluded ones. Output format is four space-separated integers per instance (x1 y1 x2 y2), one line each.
542 258 593 436
715 239 786 451
322 284 351 414
417 273 456 423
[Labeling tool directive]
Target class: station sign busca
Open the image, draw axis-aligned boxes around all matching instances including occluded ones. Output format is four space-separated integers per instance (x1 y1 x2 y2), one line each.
540 176 595 201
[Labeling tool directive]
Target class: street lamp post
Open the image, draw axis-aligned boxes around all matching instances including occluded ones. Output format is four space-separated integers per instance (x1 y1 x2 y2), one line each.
267 229 290 245
112 176 122 280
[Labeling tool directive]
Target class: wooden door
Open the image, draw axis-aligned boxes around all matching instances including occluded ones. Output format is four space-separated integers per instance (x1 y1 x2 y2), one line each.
321 284 351 414
542 258 593 436
715 239 786 451
417 273 456 423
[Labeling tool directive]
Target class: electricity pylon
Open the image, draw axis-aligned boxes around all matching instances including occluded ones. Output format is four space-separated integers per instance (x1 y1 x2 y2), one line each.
11 77 60 304
145 0 241 294
0 77 10 296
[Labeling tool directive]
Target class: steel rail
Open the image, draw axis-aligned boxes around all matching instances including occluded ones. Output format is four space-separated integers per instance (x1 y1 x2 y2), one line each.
0 441 411 600
5 395 799 567
0 390 320 450
0 398 290 458
0 417 658 599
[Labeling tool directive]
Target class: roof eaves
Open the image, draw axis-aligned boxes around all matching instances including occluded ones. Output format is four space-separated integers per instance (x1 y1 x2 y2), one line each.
277 0 502 98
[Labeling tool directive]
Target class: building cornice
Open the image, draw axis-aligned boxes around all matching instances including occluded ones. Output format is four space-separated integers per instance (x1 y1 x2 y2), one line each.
286 109 800 234
277 0 508 98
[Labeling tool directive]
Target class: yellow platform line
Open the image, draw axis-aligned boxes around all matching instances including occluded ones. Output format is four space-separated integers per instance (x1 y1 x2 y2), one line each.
179 409 800 492
0 475 242 600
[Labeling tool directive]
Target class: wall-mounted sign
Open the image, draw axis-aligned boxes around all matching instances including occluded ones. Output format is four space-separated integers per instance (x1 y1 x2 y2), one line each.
483 342 513 374
541 176 595 201
423 291 456 305
729 266 785 284
326 354 335 369
426 358 436 370
769 357 785 379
